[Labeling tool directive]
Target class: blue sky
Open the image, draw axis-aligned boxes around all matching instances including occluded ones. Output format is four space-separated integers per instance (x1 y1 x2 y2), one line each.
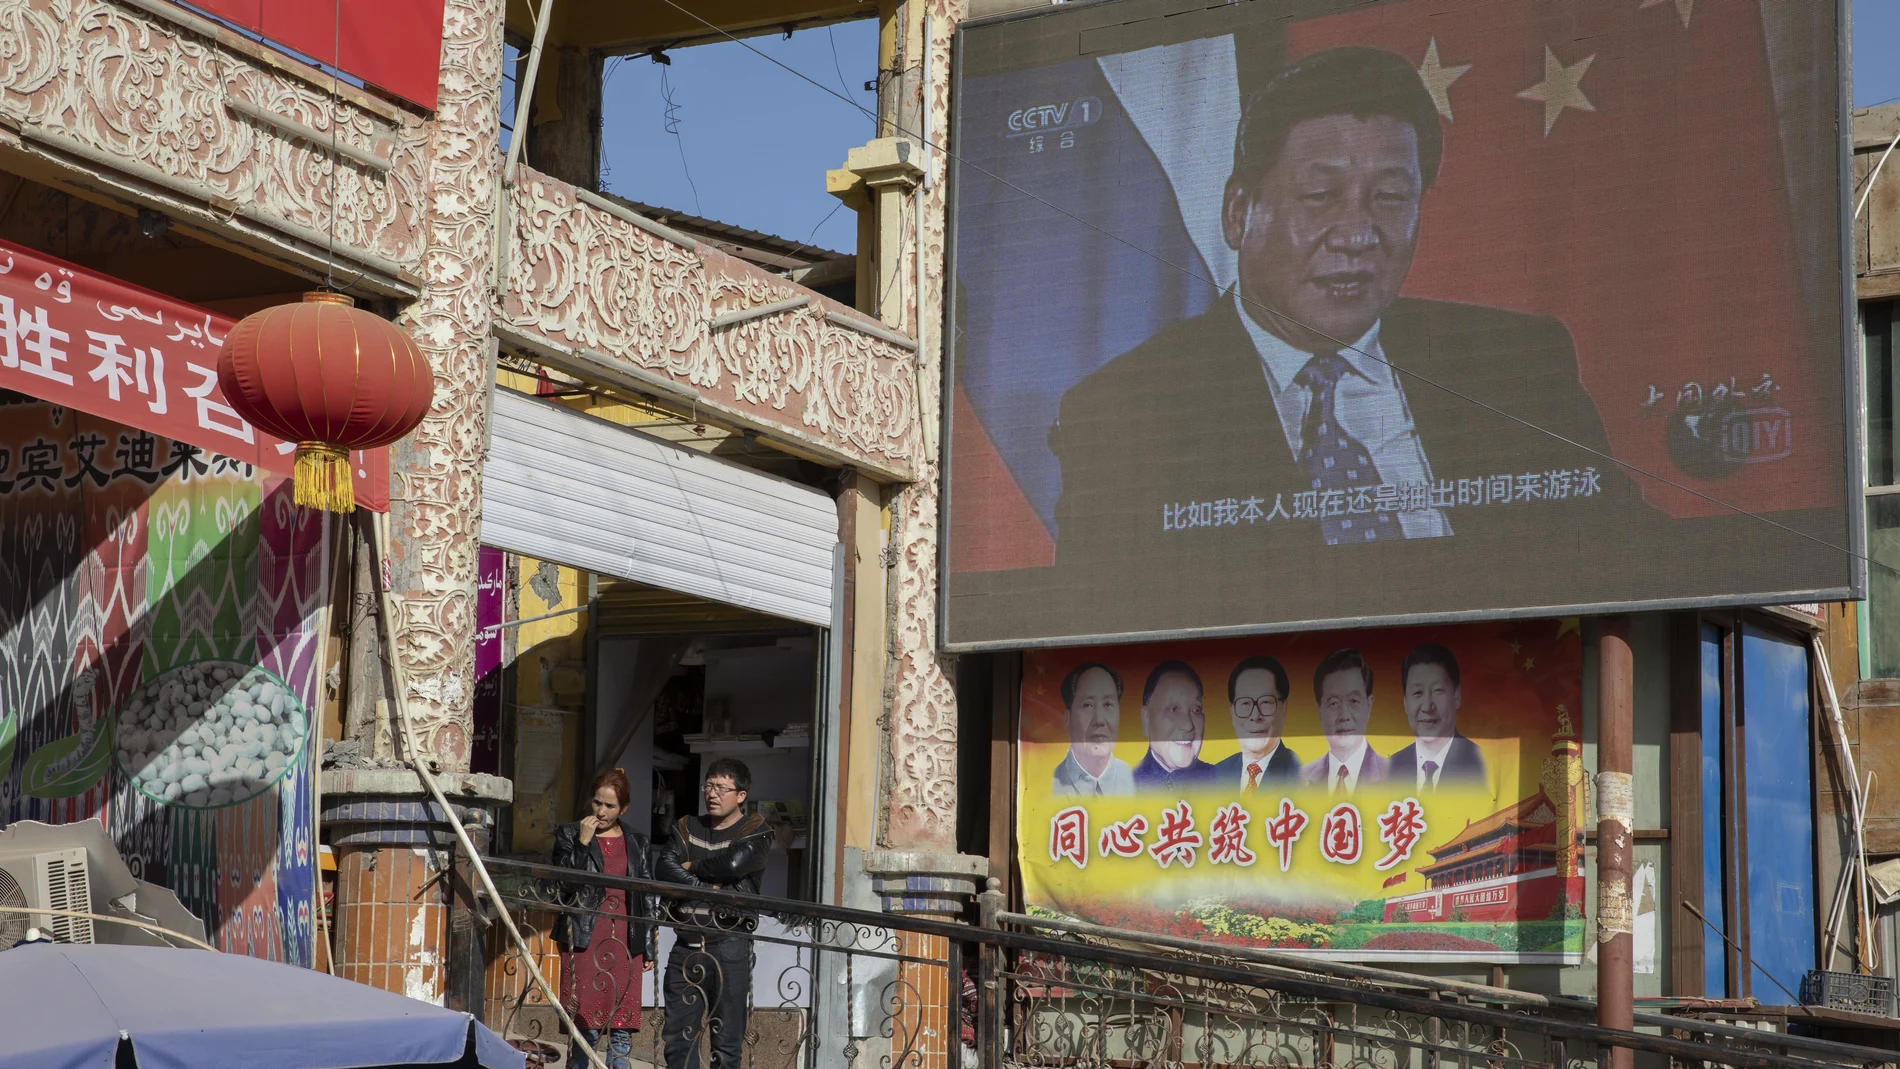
1857 0 1900 109
545 3 1899 256
595 22 881 255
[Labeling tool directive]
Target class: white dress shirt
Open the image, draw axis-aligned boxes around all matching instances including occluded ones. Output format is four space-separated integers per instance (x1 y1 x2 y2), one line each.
1327 739 1369 795
1236 295 1452 539
1412 736 1454 792
1053 750 1135 796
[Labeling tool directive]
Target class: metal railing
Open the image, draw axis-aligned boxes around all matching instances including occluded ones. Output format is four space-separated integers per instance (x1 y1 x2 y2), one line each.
459 853 1899 1069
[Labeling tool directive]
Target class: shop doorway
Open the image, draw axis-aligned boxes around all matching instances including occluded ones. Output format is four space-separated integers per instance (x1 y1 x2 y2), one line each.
587 578 828 902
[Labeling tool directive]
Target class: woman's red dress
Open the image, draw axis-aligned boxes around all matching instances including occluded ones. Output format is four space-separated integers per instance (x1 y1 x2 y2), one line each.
560 833 644 1030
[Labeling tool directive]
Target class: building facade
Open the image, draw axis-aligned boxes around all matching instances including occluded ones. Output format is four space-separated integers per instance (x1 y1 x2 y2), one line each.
0 0 1886 1065
0 0 984 1018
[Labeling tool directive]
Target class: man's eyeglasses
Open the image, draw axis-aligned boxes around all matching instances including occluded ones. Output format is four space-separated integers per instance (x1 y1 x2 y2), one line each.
703 783 740 797
1233 697 1282 719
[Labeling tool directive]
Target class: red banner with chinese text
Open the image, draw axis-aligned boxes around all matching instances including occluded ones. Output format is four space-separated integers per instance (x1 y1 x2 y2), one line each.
1019 620 1586 963
0 239 389 511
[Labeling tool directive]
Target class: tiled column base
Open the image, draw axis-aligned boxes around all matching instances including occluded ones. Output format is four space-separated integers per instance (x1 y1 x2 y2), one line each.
320 771 511 1006
892 929 953 1069
867 851 988 1069
334 842 450 1001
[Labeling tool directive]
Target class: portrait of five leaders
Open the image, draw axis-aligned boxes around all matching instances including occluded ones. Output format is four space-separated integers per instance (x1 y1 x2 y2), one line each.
1050 643 1488 798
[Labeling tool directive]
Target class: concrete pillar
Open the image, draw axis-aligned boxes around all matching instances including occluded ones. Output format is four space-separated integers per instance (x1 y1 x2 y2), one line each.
867 850 988 1069
831 472 890 893
830 12 982 1062
322 769 510 1003
525 46 603 190
386 0 505 773
828 134 966 855
332 841 450 1000
873 3 961 858
327 0 504 1009
832 138 923 331
825 0 978 892
1596 617 1635 1068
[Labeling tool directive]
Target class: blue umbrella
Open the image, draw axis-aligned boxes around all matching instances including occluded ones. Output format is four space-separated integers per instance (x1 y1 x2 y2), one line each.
0 941 525 1069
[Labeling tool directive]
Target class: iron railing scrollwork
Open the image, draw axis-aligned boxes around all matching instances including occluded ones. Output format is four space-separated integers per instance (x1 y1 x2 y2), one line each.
458 852 1899 1069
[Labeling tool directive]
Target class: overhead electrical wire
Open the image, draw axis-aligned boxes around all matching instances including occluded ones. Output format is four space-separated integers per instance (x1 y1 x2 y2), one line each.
652 0 1896 585
658 64 704 215
782 200 845 265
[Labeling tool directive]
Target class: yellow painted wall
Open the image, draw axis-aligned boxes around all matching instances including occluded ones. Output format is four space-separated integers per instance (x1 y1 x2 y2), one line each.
509 551 590 855
845 481 888 853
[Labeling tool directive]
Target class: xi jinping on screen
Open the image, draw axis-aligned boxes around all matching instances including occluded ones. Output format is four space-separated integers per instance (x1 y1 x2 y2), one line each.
1049 46 1643 569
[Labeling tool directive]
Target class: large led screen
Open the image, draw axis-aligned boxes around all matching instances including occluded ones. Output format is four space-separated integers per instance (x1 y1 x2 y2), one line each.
943 0 1854 649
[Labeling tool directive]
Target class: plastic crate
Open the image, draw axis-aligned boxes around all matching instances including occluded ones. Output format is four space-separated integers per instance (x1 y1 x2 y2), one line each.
1802 969 1896 1017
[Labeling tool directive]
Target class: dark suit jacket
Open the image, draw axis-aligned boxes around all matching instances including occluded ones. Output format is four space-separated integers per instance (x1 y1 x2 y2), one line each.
1389 734 1488 790
1036 297 1655 637
1211 743 1301 790
1300 746 1390 791
1132 749 1217 793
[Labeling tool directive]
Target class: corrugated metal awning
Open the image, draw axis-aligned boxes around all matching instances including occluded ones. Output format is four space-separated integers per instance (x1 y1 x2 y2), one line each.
481 388 838 626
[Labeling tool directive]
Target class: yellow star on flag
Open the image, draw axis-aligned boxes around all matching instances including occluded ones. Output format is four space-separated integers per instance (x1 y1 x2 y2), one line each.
1517 46 1596 136
1641 0 1693 29
1417 39 1472 121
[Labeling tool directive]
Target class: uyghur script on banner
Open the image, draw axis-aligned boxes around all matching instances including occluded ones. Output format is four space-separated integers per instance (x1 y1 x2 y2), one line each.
1018 619 1586 963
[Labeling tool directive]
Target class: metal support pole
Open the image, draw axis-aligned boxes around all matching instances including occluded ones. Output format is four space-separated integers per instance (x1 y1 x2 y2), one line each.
1596 616 1635 1069
446 819 491 1021
504 0 556 188
493 0 556 296
977 877 1005 1067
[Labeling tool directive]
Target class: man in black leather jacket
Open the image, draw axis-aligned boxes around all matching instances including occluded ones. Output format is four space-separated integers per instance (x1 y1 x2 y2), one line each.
654 758 773 1069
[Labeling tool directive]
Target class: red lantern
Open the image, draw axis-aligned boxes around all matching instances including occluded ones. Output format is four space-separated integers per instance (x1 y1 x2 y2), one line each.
217 292 434 512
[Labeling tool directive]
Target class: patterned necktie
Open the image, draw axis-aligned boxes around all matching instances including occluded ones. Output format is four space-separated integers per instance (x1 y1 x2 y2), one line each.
1422 760 1439 789
1244 762 1262 795
1335 763 1350 794
1293 351 1394 545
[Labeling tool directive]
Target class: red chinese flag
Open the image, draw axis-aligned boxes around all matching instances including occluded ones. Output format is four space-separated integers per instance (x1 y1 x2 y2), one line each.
1288 0 1834 518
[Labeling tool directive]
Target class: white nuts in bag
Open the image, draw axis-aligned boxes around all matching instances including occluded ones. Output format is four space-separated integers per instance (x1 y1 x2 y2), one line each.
116 661 308 808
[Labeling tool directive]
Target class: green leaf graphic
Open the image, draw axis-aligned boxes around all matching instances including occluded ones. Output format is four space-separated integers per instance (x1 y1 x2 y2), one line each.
22 715 115 798
0 711 15 780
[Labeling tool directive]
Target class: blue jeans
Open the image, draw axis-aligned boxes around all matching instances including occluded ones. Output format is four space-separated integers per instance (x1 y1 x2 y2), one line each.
572 1027 635 1068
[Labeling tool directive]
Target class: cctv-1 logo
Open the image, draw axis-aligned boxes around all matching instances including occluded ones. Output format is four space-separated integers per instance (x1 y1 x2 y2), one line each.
1006 96 1103 137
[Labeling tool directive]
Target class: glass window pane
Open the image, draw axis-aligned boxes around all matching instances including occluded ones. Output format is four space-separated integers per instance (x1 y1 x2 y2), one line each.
1701 624 1727 996
1742 625 1816 1002
1872 494 1900 678
1869 301 1895 487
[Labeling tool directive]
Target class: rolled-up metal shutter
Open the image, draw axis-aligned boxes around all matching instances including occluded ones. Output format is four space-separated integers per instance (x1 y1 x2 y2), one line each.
480 388 838 626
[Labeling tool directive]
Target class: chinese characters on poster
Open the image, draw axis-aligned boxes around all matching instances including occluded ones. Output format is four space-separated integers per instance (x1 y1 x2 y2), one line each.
1019 620 1585 962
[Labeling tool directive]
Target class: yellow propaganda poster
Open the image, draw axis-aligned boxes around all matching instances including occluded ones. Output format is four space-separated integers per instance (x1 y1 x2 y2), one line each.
1019 620 1586 962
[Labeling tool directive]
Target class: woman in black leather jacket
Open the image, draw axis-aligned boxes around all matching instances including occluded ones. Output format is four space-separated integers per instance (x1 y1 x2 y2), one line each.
552 768 653 1069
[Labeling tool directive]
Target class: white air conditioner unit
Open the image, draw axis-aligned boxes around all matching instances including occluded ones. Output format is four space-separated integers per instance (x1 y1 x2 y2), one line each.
0 846 92 949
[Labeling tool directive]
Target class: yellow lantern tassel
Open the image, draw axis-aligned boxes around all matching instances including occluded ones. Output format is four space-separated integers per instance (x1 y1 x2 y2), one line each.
294 442 355 512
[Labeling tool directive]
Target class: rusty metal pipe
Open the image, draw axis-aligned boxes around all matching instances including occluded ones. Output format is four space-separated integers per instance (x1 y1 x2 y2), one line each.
1596 616 1634 1069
